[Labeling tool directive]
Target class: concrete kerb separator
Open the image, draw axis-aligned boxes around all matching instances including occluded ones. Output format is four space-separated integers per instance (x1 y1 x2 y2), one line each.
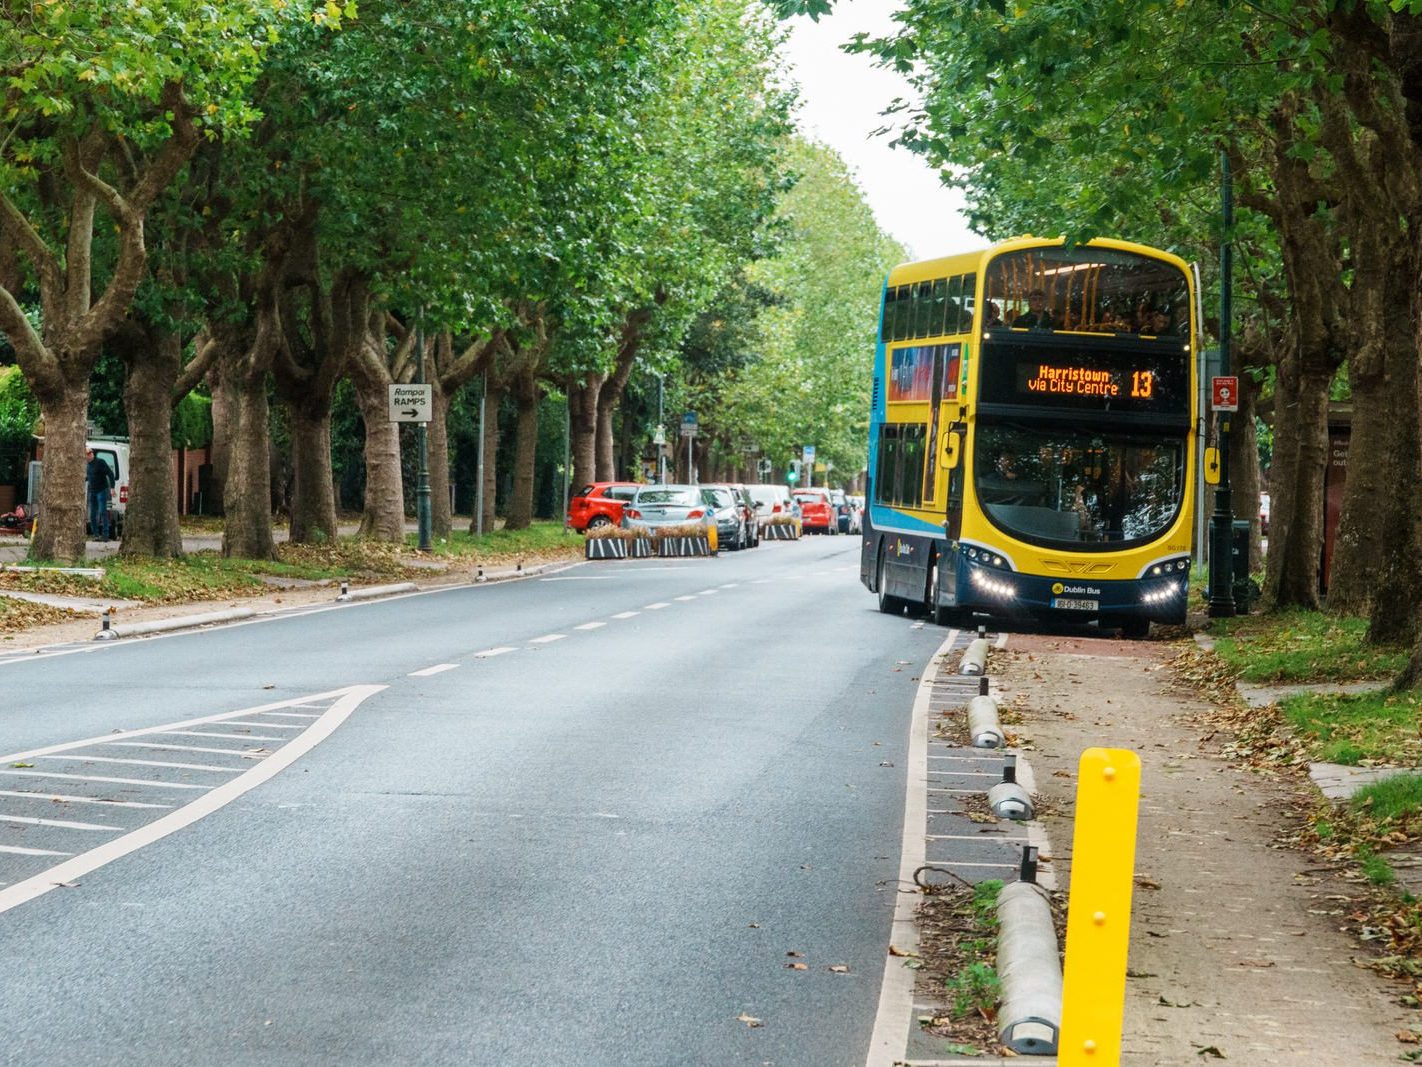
90 559 574 641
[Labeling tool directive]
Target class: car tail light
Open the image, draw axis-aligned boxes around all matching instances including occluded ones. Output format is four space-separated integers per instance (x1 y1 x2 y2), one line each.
687 509 705 519
119 485 129 504
772 503 781 513
625 508 641 519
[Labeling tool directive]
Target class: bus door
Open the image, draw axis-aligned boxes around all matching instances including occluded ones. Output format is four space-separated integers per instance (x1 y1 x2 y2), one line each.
943 420 966 540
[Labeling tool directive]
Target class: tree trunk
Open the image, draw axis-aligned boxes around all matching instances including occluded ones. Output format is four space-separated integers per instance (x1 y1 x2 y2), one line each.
222 364 276 560
32 385 91 562
1260 345 1330 610
569 376 599 492
428 384 452 539
354 375 406 541
506 373 540 530
207 359 233 515
470 382 504 534
595 400 617 481
288 408 338 543
119 328 184 557
1326 361 1388 614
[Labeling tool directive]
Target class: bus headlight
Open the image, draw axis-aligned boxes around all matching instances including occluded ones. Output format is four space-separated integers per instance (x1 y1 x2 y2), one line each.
970 568 1016 599
1141 581 1187 605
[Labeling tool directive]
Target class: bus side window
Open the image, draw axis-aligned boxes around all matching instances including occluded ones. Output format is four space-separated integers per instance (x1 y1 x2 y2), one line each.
892 285 912 341
880 288 897 342
960 274 976 332
876 425 900 505
930 278 948 337
946 274 964 334
914 281 933 339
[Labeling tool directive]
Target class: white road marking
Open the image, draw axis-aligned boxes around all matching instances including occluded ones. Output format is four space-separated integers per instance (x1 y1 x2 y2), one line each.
0 814 120 832
573 622 606 631
261 712 321 720
922 860 1018 870
36 755 243 774
109 742 265 759
751 579 773 584
530 634 566 644
673 596 697 602
866 627 959 1067
0 791 169 810
720 583 738 589
162 730 287 742
0 771 205 791
610 611 640 619
925 770 1002 778
644 602 671 610
698 589 718 596
221 721 303 730
0 845 71 857
409 664 459 677
474 647 516 658
0 685 385 917
539 576 615 581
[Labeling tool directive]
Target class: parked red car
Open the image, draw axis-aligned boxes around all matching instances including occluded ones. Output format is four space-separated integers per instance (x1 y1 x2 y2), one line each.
793 488 838 534
568 482 640 531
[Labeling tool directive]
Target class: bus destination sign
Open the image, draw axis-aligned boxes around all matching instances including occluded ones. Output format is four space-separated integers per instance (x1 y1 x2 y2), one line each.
1018 362 1155 401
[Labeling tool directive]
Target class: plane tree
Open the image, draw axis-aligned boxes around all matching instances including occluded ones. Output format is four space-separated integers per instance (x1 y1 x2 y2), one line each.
0 0 311 560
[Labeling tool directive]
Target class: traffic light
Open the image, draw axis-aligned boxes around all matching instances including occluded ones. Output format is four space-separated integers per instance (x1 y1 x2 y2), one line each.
787 460 801 484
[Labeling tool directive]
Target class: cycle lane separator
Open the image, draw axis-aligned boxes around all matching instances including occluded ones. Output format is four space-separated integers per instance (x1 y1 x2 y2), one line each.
0 684 385 917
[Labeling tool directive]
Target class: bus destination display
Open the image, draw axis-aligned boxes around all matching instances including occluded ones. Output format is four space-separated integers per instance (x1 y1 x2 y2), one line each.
979 341 1188 417
1018 363 1154 400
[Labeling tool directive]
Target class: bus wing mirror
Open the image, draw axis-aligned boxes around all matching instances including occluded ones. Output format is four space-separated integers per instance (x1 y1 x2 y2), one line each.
1203 446 1221 486
944 430 962 469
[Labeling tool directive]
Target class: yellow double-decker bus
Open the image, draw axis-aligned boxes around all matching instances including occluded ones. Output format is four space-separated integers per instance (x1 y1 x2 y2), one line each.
860 237 1199 637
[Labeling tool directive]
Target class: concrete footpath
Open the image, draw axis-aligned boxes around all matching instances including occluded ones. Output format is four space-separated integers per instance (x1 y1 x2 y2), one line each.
996 634 1415 1066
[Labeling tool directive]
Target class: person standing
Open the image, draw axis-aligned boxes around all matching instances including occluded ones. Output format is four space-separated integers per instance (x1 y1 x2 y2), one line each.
85 448 115 541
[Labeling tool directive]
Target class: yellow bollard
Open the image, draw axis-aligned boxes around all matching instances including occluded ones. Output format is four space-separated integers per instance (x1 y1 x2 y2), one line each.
706 522 717 554
1058 747 1142 1066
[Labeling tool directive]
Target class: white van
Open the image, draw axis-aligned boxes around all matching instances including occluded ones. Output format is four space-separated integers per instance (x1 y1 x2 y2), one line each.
87 436 131 536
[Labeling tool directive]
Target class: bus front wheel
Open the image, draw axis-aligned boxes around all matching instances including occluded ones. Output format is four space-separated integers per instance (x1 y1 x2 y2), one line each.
927 555 954 627
877 545 906 616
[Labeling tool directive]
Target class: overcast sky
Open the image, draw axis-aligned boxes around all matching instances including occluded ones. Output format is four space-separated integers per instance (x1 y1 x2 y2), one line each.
781 1 981 261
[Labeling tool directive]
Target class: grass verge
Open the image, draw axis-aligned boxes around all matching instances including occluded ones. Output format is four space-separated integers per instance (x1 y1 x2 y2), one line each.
1208 608 1406 684
1281 689 1422 766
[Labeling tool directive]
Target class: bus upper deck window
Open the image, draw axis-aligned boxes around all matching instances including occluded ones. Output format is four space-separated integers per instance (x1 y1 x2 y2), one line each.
946 275 964 334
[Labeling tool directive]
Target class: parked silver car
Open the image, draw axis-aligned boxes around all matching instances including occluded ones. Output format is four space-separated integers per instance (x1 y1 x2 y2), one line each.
746 483 799 522
701 485 748 549
622 485 714 532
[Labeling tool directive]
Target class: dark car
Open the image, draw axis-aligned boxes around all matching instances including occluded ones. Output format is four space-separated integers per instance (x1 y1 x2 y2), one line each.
568 481 640 532
829 489 851 533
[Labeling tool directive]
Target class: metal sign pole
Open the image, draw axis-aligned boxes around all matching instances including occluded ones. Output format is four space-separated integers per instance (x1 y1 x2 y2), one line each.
415 312 432 552
1208 151 1236 617
475 369 486 536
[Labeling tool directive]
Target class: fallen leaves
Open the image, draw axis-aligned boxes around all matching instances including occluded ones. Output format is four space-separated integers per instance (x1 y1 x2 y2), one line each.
735 1013 763 1028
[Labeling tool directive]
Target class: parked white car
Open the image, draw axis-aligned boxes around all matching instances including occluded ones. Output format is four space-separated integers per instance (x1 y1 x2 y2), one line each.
745 484 798 522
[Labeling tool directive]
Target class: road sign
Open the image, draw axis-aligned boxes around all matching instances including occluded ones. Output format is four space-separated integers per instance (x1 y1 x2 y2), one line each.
756 457 773 478
680 411 698 438
802 444 816 464
388 384 432 423
1211 376 1239 412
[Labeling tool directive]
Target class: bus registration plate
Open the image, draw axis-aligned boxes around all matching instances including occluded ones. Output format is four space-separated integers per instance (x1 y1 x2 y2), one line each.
1052 597 1098 611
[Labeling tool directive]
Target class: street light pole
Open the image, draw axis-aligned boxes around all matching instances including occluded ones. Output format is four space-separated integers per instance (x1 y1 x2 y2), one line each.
475 369 486 536
414 310 432 552
1208 150 1236 617
657 374 666 483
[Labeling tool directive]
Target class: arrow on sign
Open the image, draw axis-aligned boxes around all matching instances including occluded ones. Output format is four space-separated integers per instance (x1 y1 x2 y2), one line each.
402 409 418 418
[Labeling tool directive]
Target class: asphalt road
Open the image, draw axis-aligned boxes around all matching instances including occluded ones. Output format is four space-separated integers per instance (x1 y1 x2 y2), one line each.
0 536 945 1066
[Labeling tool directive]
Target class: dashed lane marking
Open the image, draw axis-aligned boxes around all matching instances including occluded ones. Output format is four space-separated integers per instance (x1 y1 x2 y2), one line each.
673 596 697 602
698 589 718 596
474 647 516 658
610 611 640 619
0 845 71 858
409 664 459 677
644 602 671 610
530 634 566 644
574 622 606 631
